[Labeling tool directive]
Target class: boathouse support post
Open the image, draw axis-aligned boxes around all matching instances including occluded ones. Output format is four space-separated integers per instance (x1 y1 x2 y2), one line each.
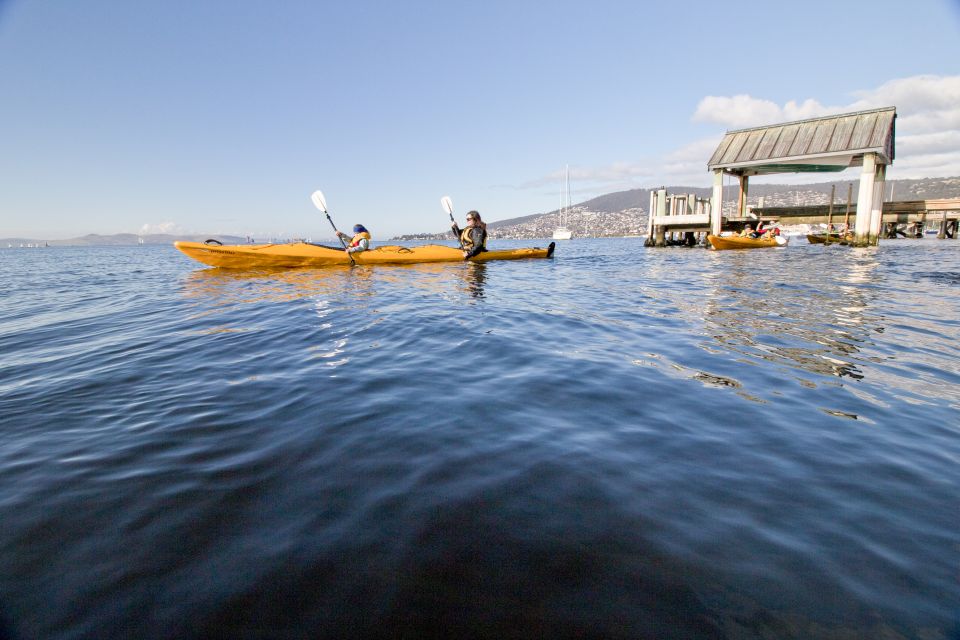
643 189 657 247
738 174 749 217
710 170 723 236
854 153 878 246
869 163 887 245
654 188 667 247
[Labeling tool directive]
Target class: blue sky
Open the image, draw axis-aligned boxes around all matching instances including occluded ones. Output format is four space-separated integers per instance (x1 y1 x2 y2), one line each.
2 0 959 239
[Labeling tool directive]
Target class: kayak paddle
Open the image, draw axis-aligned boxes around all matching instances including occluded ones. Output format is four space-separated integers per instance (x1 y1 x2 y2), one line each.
441 195 464 249
311 189 355 265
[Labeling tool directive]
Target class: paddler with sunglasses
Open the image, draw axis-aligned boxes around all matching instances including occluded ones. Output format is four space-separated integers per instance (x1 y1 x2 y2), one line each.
450 211 488 259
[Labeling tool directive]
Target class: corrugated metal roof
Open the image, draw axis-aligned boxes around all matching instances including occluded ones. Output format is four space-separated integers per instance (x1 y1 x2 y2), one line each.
707 107 896 174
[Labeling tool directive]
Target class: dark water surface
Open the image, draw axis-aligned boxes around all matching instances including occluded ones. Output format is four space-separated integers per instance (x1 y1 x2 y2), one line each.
0 239 957 639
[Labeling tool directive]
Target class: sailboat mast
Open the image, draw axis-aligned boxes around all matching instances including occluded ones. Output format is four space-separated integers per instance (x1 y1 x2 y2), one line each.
559 165 566 225
552 164 574 240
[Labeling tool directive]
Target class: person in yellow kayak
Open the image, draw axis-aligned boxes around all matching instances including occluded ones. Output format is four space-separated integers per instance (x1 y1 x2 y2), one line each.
451 211 487 259
336 224 371 255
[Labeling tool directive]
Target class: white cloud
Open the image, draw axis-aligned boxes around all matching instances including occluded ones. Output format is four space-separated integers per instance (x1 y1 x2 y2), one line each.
693 95 851 129
689 74 960 180
888 151 960 178
517 162 660 195
692 75 960 136
848 75 960 114
692 95 785 128
518 74 960 203
898 130 960 156
897 109 960 136
139 221 183 235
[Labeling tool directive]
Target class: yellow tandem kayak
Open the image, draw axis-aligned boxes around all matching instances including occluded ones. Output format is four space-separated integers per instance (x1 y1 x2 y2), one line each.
174 240 556 268
706 235 787 250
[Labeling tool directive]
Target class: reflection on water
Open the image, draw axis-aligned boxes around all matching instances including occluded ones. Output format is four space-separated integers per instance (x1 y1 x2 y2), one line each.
698 251 878 386
182 261 493 310
182 265 353 305
461 262 487 299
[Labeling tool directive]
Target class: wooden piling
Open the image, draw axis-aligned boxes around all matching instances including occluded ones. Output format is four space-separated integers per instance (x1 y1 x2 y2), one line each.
824 185 835 244
843 184 852 236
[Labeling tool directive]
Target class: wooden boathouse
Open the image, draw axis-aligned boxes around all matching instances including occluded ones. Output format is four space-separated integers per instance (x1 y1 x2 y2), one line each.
648 107 911 247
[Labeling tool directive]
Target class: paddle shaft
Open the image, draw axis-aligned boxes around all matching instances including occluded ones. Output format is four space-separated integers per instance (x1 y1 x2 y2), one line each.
449 213 465 249
311 190 355 265
442 197 464 250
325 213 355 265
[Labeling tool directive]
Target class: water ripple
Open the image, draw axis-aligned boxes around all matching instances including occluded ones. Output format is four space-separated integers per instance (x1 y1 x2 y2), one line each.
0 241 958 638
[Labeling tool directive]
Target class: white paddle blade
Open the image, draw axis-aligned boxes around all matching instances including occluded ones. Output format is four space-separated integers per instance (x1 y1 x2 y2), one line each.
775 235 788 246
311 190 328 213
440 196 453 215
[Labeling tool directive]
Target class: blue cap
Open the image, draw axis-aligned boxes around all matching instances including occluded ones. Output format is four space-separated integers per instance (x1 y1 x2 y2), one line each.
353 224 367 233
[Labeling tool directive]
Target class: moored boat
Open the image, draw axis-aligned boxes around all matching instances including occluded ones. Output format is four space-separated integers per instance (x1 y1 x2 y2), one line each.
552 165 574 240
175 240 556 268
807 233 852 245
706 234 787 250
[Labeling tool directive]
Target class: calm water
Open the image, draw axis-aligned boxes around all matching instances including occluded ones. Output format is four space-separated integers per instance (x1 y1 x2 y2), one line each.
0 239 957 639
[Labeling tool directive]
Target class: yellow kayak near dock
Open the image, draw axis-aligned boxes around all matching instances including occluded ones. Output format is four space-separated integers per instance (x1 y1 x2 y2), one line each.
706 235 787 250
174 240 556 268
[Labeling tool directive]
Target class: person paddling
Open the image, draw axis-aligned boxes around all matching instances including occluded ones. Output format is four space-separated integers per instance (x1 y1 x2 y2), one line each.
451 211 487 259
740 224 760 239
336 224 371 255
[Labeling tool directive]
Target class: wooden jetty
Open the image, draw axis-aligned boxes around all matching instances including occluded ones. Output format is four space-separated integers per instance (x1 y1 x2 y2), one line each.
644 189 711 246
751 197 960 239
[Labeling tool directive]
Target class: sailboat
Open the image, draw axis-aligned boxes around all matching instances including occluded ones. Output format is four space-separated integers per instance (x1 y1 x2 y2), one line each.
552 165 573 240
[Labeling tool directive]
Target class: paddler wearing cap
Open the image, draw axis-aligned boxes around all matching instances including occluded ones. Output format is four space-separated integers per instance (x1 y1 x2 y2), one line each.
336 224 371 255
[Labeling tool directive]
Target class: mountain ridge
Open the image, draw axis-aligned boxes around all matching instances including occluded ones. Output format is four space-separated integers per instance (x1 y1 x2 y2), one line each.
0 233 251 247
397 176 960 240
5 177 959 245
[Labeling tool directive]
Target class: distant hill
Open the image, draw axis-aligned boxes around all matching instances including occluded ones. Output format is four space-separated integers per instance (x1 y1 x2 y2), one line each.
540 176 960 215
7 177 959 245
1 233 251 247
394 176 960 240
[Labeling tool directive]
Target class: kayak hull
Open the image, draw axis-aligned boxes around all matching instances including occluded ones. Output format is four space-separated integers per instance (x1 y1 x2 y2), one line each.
174 241 556 268
706 235 785 250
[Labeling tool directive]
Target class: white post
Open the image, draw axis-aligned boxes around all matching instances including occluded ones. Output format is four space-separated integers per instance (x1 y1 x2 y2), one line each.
655 188 667 246
854 153 877 245
869 163 886 245
711 170 724 236
647 190 656 238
